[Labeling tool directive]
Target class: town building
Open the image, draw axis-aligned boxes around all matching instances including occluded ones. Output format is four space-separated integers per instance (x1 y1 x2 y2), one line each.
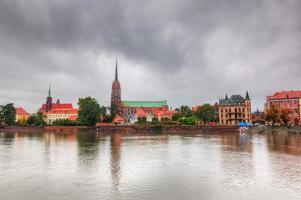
218 92 252 125
15 107 30 122
252 109 265 124
39 86 79 124
265 90 301 125
110 60 173 123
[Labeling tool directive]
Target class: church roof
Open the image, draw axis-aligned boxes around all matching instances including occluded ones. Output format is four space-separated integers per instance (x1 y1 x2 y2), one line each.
219 95 246 106
122 100 168 108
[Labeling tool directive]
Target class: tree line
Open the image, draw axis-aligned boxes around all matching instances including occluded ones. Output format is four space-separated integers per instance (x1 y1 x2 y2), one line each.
265 105 292 126
0 99 296 127
0 97 115 127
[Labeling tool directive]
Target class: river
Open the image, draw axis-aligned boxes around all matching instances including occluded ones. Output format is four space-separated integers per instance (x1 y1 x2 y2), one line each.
0 131 300 200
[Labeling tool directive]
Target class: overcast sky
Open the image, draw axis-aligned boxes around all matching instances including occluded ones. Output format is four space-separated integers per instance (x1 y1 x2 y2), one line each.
0 0 300 113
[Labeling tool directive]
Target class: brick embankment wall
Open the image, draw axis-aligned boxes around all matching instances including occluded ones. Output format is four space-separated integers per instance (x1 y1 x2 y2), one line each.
0 126 92 133
96 125 239 134
0 126 45 132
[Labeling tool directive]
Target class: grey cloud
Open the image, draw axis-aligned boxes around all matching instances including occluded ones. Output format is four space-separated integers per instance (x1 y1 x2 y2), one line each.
0 0 301 112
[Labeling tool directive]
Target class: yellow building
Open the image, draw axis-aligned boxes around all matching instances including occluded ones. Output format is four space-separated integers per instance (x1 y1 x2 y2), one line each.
15 107 30 122
218 92 252 126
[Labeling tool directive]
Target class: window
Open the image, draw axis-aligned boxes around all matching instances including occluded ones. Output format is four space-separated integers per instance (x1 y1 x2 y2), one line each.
294 100 298 105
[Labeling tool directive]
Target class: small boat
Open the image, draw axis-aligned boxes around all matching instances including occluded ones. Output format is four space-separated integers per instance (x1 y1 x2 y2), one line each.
238 122 252 133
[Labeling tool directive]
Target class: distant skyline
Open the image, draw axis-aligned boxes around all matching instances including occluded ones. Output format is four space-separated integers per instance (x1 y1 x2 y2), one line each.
0 0 301 113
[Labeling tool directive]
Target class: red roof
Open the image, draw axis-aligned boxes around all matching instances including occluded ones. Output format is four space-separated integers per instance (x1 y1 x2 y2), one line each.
135 108 147 117
68 115 78 121
16 107 30 116
113 115 124 123
40 103 73 111
47 108 79 114
267 90 301 100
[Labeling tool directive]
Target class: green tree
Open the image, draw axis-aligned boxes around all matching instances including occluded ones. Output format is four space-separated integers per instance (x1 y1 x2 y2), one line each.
178 116 196 125
110 105 117 118
151 117 159 124
195 104 218 123
78 97 101 126
137 116 147 124
265 105 280 126
27 112 46 126
0 103 16 126
17 118 28 126
100 106 107 118
51 119 84 126
172 105 192 121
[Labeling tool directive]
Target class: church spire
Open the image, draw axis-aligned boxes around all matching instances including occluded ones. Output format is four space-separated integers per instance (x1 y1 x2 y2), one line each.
48 83 51 97
115 59 118 81
246 90 250 100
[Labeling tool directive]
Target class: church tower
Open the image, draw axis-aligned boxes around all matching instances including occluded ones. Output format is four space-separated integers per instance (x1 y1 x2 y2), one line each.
111 59 122 115
46 84 52 112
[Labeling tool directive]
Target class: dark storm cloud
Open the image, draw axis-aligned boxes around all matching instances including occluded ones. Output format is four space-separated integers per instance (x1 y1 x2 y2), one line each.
0 0 301 111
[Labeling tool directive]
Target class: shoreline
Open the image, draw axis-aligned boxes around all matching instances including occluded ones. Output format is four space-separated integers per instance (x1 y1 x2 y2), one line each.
2 125 301 134
0 125 239 134
245 126 301 134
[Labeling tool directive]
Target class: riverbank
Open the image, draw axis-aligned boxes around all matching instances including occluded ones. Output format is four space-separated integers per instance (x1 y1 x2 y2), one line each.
0 125 239 134
96 125 239 134
0 126 91 133
245 126 301 134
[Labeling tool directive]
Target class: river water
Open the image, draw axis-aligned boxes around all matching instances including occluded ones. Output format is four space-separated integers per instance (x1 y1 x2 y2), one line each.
0 131 300 200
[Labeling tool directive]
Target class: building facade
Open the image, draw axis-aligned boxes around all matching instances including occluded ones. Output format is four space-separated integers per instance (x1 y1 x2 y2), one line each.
110 61 173 123
218 92 252 125
265 90 301 125
111 60 122 115
15 107 30 122
39 86 78 124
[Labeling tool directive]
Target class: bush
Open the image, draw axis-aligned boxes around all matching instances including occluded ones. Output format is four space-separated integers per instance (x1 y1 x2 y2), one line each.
27 112 46 126
51 119 85 126
103 115 114 123
17 119 28 126
178 116 196 125
151 117 159 124
137 116 147 124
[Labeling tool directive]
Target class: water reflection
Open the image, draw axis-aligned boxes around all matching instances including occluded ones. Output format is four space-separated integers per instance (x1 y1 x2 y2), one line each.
219 133 253 152
0 132 15 145
110 133 122 189
77 131 100 169
267 133 301 155
0 131 300 200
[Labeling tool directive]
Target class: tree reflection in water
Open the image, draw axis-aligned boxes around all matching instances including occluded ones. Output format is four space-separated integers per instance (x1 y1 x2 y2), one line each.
77 131 100 169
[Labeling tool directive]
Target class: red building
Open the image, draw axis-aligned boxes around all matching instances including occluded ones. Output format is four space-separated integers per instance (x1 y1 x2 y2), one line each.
265 90 301 125
39 86 78 124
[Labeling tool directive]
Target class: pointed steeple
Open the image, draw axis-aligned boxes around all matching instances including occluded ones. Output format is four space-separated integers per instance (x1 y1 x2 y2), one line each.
48 83 51 97
225 94 228 100
115 58 118 81
246 90 250 100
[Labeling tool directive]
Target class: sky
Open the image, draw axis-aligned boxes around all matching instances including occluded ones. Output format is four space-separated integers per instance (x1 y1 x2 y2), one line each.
0 0 301 113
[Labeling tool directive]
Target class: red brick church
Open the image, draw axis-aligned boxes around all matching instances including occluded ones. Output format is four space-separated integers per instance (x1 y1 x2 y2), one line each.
110 60 174 123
